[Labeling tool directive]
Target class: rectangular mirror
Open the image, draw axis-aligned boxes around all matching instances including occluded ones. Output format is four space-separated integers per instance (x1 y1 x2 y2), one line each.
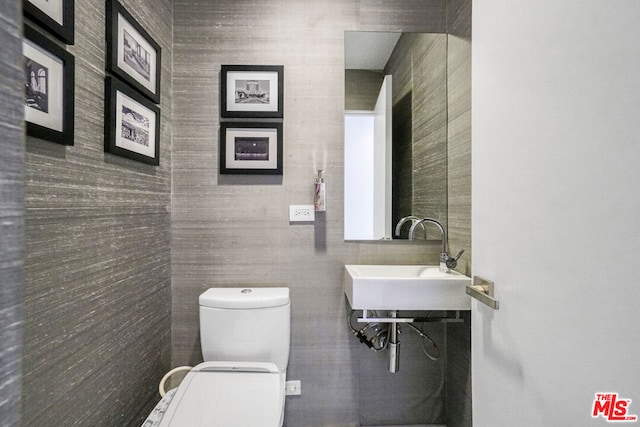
344 31 448 241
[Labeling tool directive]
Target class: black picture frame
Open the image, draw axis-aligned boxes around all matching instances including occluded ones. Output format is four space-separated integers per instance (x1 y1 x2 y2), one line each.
220 122 283 175
106 0 161 103
23 24 74 145
23 0 75 45
105 77 160 166
221 65 284 119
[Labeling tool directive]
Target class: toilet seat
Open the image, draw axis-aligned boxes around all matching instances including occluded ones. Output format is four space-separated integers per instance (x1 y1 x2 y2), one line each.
157 361 284 426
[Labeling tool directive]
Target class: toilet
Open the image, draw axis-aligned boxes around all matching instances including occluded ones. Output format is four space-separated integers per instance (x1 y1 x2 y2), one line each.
155 287 291 426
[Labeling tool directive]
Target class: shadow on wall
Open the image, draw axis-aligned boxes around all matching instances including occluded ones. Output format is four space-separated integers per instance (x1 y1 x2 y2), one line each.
314 211 326 252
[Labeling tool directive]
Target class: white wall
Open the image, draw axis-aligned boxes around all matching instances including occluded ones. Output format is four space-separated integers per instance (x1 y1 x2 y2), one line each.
345 113 375 240
373 75 393 239
472 1 640 425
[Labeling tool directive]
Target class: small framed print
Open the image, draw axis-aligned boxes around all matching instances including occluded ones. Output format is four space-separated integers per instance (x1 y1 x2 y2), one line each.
220 122 283 175
106 0 161 103
221 65 284 119
23 0 75 45
105 77 160 166
23 24 74 145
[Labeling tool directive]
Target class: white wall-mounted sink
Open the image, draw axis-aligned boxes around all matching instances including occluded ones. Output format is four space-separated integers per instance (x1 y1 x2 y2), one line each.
344 265 471 310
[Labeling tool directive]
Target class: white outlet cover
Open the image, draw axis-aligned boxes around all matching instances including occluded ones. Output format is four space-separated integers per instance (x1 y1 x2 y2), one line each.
289 205 315 222
285 380 301 395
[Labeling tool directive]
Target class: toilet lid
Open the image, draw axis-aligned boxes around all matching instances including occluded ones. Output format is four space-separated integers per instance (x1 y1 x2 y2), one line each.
158 362 283 426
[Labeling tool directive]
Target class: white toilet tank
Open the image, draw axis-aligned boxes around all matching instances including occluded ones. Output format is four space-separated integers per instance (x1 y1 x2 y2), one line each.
199 287 290 372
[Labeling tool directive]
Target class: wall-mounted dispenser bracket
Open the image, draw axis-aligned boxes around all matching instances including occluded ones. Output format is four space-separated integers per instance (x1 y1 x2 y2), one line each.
466 276 500 310
357 309 415 323
357 309 465 323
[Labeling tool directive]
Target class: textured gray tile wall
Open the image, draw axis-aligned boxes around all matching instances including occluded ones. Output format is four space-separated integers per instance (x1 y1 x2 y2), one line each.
445 0 472 425
21 0 173 425
411 34 448 232
385 33 448 236
358 322 447 425
446 312 472 427
344 69 384 111
447 0 472 275
172 1 457 426
0 1 24 425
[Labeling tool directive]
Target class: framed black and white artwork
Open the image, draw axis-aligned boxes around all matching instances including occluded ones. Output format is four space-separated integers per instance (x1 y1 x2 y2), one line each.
220 65 284 119
105 77 160 166
220 122 283 175
23 0 75 45
23 24 74 145
106 0 161 103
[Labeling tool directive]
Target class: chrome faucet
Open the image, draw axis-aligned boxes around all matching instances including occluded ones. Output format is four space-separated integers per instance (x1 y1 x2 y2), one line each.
394 215 427 239
408 218 464 273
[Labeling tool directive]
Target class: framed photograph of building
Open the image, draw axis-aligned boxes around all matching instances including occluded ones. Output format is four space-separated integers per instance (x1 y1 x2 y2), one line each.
220 122 283 174
23 24 74 145
23 0 75 45
106 0 161 103
221 65 284 119
105 77 160 165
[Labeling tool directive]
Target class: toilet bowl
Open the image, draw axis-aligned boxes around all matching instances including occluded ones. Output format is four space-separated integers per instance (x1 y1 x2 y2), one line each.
144 287 290 427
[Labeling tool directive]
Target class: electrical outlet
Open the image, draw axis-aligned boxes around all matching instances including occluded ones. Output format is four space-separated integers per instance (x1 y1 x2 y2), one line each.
289 205 315 222
285 380 301 396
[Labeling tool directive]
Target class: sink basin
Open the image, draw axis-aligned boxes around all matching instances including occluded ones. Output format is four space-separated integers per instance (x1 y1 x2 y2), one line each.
344 265 471 310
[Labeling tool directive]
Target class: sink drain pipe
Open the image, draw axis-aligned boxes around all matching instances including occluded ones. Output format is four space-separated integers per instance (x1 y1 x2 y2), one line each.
388 310 400 373
348 309 455 373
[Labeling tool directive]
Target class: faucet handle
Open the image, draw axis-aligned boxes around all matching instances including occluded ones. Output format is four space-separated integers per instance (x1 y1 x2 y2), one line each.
445 249 465 269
